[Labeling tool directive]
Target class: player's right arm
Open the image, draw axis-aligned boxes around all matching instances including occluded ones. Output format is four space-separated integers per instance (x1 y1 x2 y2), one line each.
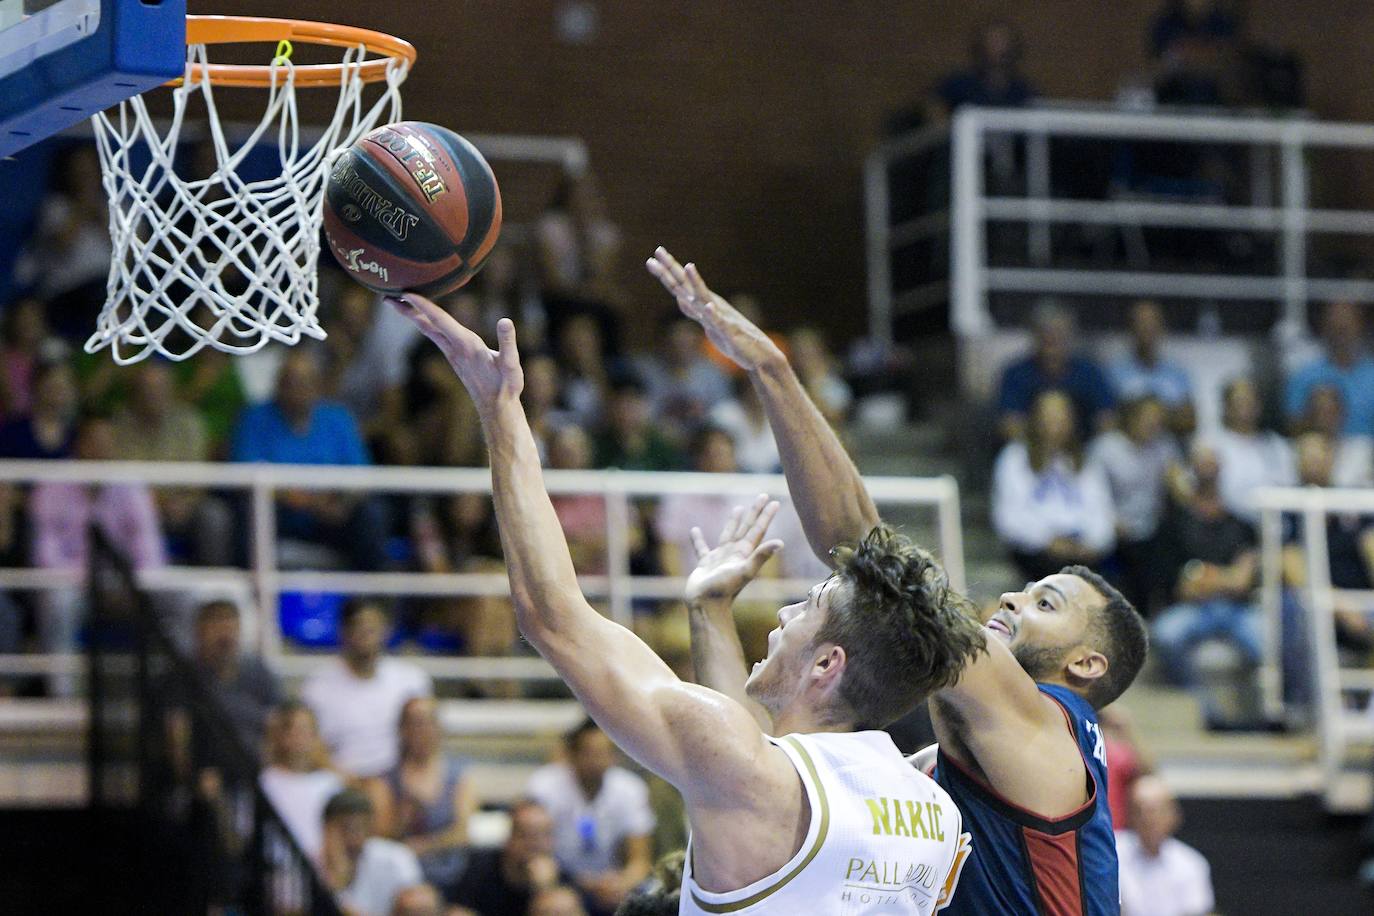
391 294 792 815
648 248 878 566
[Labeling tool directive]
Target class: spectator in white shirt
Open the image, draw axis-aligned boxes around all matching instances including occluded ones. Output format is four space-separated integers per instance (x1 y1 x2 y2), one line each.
1295 383 1374 488
526 719 654 916
707 376 780 474
993 390 1116 582
259 699 343 863
1116 776 1215 916
302 598 433 779
321 788 426 916
1088 396 1183 615
1200 377 1296 523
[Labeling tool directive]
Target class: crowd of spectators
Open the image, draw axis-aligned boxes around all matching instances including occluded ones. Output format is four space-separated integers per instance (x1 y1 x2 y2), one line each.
989 296 1374 730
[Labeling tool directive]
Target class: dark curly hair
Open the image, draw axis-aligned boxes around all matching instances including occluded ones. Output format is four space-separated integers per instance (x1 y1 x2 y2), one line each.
1059 565 1148 709
816 525 987 729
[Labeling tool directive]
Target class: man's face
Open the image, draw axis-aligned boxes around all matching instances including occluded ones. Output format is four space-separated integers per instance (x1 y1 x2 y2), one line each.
1129 300 1165 351
506 804 555 867
1034 319 1072 373
664 321 701 368
985 574 1099 684
275 709 317 762
1296 434 1334 487
1324 301 1362 345
570 728 616 788
34 366 78 418
132 364 174 418
745 578 837 711
275 355 321 419
329 812 371 862
1130 779 1181 850
608 390 648 434
342 607 388 662
196 610 240 669
1224 380 1261 431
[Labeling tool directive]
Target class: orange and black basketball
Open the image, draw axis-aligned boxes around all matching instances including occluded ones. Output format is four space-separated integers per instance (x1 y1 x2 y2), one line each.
323 121 502 296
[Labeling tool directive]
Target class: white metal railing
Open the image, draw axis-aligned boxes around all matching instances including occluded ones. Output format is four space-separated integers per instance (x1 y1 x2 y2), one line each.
1256 485 1374 804
0 460 964 683
866 105 1374 344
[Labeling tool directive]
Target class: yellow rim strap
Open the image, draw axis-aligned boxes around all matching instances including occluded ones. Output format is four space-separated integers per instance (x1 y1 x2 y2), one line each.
271 39 294 67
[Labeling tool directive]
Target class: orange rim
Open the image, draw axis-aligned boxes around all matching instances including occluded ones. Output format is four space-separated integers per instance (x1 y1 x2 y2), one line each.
174 16 416 88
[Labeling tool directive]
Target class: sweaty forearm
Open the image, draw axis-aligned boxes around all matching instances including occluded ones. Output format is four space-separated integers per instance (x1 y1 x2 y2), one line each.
687 598 771 731
751 356 878 565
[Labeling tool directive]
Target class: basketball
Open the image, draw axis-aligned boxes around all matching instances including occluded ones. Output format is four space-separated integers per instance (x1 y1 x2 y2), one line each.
322 121 502 297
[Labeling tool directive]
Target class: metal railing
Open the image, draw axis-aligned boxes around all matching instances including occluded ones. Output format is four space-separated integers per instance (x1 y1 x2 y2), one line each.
0 460 964 685
1256 485 1374 805
867 104 1374 344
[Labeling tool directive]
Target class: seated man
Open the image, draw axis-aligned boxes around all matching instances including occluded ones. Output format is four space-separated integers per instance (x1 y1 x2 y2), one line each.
996 302 1116 441
1109 299 1195 437
1115 776 1214 916
321 788 425 916
1285 300 1374 437
448 799 574 916
230 349 387 570
526 720 654 916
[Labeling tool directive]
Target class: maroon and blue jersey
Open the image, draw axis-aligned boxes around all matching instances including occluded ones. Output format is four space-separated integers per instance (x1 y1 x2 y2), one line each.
933 684 1119 915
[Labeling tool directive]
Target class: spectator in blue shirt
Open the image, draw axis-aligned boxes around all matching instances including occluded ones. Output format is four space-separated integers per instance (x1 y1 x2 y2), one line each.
1285 301 1374 436
1110 299 1196 437
997 302 1117 441
232 349 387 570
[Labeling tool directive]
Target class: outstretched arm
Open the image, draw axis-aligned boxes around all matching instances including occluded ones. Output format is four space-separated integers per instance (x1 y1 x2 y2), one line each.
648 249 878 566
390 294 778 810
683 495 783 732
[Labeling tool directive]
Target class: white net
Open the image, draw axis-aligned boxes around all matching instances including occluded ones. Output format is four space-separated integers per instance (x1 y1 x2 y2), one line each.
87 40 408 363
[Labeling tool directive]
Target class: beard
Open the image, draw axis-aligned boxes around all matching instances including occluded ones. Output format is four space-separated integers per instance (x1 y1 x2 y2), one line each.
1011 639 1073 683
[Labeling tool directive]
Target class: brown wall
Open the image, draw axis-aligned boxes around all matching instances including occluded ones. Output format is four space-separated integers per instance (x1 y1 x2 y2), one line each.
193 0 1374 343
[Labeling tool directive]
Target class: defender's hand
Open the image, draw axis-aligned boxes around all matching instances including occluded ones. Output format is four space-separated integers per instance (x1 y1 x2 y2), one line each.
646 247 785 372
684 494 784 606
387 292 523 417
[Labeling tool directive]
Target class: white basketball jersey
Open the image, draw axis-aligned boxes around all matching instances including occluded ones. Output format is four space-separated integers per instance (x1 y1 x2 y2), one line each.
680 730 972 915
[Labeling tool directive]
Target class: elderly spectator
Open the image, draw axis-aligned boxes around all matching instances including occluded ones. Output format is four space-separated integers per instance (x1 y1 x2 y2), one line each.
634 317 730 437
1089 396 1183 615
1110 300 1195 435
1296 383 1374 488
526 720 654 916
231 349 387 570
530 886 590 916
302 598 432 779
592 375 681 472
0 298 60 419
1152 444 1261 723
1204 377 1296 523
997 303 1116 442
935 20 1037 113
259 699 343 862
449 798 573 916
1286 301 1374 436
993 390 1116 582
1116 776 1215 916
0 359 78 460
113 361 234 566
708 375 780 474
31 414 164 696
322 788 424 916
384 697 476 892
788 327 852 426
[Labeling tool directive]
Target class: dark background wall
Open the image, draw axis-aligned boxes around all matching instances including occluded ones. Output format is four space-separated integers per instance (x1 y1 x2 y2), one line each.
191 0 1374 344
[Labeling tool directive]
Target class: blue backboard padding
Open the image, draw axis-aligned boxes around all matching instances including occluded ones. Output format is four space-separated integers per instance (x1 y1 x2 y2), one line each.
0 0 186 159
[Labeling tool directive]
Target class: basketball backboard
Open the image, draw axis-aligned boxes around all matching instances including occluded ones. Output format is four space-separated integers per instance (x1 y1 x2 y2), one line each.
0 0 185 158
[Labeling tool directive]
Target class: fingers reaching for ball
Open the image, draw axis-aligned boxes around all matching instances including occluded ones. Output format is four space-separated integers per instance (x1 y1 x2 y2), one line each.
387 294 524 410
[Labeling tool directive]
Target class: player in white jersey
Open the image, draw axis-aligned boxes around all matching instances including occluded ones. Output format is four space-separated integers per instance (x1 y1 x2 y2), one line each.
391 293 984 915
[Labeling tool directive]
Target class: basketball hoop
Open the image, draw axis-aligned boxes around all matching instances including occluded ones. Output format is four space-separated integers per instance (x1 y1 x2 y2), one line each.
87 16 415 363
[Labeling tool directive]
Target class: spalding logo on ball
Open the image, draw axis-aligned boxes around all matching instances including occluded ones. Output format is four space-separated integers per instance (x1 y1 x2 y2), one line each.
323 121 502 296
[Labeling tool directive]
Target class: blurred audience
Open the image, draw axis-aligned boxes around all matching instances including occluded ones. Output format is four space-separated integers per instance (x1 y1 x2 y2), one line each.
396 342 485 469
788 327 852 427
0 298 60 419
391 883 444 916
530 885 591 916
231 349 387 570
302 598 433 780
384 697 475 892
549 427 613 575
708 376 781 474
1285 301 1374 436
1152 444 1260 725
611 850 685 916
526 720 654 916
411 493 515 660
993 390 1116 582
535 172 622 304
655 427 748 577
593 376 681 471
259 699 343 863
558 314 617 428
30 414 164 696
449 798 573 916
113 361 234 566
1089 396 1182 615
1116 776 1215 916
997 303 1116 442
1099 705 1155 831
634 317 730 440
1109 299 1195 436
1296 384 1374 488
323 284 417 457
321 788 425 916
524 354 577 465
1203 377 1295 523
0 359 78 460
171 350 246 459
935 20 1037 113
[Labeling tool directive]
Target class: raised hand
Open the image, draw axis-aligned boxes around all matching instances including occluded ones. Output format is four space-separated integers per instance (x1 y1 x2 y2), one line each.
685 494 785 606
386 292 523 417
646 247 785 372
